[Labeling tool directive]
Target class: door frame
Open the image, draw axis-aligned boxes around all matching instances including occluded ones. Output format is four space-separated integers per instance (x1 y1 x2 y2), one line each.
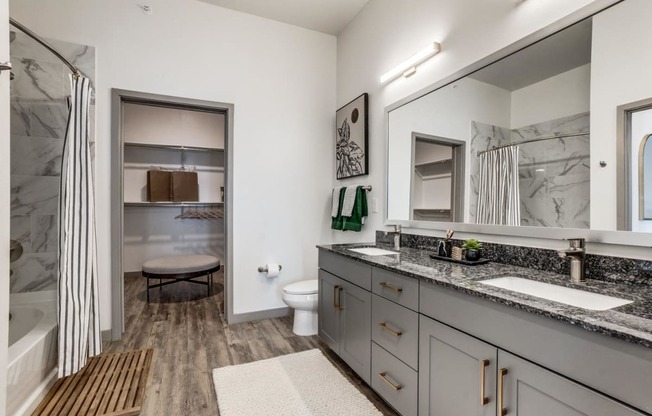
110 89 234 340
410 132 466 222
616 97 652 231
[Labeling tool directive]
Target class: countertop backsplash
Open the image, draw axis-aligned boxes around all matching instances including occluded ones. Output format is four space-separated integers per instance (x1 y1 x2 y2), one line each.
375 231 652 286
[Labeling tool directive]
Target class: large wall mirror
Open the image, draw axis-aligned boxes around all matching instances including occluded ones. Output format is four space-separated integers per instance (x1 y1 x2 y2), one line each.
386 0 652 245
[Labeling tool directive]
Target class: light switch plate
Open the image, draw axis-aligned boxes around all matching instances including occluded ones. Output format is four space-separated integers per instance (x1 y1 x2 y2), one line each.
372 197 379 213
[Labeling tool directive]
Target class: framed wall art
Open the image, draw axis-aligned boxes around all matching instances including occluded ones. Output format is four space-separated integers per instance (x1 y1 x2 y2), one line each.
336 93 368 179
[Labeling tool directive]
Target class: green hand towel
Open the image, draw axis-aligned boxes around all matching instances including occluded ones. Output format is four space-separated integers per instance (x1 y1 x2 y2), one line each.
342 187 368 232
331 188 346 230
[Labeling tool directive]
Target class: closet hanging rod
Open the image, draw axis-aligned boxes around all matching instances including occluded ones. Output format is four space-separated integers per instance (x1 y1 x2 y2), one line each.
9 17 81 78
477 132 590 156
123 142 224 153
124 202 224 208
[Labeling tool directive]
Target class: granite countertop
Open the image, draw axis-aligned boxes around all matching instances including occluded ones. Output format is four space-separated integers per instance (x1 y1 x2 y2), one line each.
317 243 652 349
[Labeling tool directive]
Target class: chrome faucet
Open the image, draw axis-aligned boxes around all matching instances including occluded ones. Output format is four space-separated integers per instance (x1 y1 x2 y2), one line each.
384 225 402 251
557 238 586 283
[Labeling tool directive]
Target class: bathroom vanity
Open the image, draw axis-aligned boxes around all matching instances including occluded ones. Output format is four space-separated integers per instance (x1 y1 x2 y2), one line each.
317 244 652 416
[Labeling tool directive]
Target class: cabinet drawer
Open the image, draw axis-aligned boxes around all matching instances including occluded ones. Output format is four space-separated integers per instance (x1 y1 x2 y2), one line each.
371 342 418 416
372 267 418 311
372 294 419 370
319 250 371 290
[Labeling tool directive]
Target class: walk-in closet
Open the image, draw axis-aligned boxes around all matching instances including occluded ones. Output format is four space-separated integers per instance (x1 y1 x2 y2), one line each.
113 93 229 336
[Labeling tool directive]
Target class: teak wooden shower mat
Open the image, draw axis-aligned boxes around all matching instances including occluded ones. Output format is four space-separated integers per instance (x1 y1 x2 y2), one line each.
33 349 153 416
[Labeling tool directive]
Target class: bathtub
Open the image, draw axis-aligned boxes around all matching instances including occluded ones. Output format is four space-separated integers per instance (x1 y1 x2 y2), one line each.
7 291 58 416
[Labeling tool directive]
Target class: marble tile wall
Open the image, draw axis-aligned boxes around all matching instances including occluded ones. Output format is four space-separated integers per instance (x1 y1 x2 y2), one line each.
9 31 95 293
470 112 590 229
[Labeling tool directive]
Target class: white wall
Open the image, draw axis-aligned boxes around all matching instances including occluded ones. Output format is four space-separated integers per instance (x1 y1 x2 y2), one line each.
387 77 511 220
511 64 591 128
414 141 452 165
1 0 10 412
591 0 652 231
10 0 336 325
122 103 225 149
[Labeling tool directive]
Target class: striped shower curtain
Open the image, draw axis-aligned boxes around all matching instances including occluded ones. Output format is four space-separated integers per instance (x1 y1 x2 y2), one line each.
58 75 101 377
476 146 521 226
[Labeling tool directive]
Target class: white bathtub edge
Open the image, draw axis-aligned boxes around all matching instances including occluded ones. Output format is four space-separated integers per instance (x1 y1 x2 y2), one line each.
11 367 58 416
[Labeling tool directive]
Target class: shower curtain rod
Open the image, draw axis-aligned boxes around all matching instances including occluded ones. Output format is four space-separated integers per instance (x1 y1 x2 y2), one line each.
477 132 590 156
9 17 81 78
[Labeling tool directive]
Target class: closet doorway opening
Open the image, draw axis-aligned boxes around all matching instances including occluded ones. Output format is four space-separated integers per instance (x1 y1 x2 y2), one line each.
410 133 466 222
110 90 234 341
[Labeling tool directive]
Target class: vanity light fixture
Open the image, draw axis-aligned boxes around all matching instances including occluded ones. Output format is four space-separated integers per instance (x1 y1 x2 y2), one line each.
380 42 441 84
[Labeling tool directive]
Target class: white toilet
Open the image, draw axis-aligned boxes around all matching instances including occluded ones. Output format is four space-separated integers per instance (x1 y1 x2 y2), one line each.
282 279 319 336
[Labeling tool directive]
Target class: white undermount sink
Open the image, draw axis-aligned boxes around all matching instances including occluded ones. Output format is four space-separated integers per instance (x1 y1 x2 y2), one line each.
478 276 633 311
348 247 398 256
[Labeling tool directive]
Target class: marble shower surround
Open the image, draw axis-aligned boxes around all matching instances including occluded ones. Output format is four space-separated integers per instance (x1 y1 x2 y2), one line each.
470 112 590 229
376 231 652 286
9 31 96 293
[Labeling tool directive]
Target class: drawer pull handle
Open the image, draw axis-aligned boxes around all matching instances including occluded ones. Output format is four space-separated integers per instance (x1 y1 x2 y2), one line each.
378 372 402 391
379 282 403 292
498 368 508 416
480 359 489 406
378 322 402 337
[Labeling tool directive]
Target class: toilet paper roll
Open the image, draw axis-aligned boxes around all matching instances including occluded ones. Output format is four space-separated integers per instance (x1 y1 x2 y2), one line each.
266 264 280 278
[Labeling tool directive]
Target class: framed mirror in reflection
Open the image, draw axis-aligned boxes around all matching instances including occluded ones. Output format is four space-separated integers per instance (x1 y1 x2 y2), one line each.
387 0 652 241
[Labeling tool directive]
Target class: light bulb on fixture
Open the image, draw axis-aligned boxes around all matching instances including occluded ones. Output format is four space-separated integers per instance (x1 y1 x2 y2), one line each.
380 42 441 84
403 67 417 78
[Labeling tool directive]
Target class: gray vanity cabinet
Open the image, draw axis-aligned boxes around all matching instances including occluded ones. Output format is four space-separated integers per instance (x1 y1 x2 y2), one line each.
318 269 340 351
419 315 498 416
338 278 372 383
317 255 372 384
419 314 646 416
498 350 645 416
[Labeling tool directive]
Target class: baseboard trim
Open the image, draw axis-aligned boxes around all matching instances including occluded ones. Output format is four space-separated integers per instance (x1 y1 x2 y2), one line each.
101 329 113 342
229 306 291 324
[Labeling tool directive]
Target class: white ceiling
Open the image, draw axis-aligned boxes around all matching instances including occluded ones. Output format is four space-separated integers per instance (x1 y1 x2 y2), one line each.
196 0 369 35
469 18 593 92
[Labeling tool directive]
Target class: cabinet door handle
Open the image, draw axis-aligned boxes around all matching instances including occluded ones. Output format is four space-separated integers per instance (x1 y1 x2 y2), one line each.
379 281 403 292
333 285 341 310
498 368 508 416
337 287 343 310
378 322 403 337
378 372 403 391
480 359 489 405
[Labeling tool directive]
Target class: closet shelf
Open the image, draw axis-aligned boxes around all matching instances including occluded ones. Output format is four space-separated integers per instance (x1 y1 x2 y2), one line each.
124 202 224 208
124 142 224 153
414 159 452 178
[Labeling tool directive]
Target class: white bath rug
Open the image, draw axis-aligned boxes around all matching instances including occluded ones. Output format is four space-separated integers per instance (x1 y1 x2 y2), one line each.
212 349 382 416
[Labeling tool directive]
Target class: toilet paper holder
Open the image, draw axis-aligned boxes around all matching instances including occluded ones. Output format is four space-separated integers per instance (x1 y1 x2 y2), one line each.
258 264 282 273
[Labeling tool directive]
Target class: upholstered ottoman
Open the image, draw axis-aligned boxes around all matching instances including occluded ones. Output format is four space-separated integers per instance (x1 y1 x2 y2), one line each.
142 254 221 302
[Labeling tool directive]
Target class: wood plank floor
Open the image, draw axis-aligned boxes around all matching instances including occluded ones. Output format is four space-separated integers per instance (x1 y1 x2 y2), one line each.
104 272 399 416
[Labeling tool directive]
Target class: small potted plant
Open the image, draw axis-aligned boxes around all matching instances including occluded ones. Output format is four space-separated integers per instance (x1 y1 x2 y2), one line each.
462 238 483 261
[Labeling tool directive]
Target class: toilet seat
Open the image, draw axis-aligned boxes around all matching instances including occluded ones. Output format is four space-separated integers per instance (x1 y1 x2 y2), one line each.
283 279 318 295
